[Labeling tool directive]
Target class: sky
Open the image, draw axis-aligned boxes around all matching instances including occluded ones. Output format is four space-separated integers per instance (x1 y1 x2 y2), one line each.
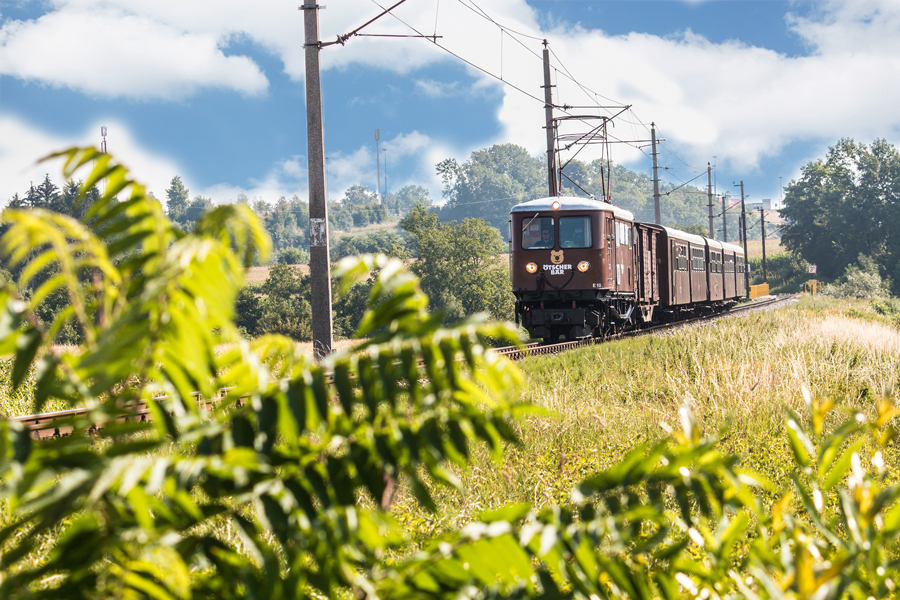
2 0 900 216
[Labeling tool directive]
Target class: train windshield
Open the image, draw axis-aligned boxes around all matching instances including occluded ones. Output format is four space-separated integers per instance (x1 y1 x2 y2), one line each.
522 217 555 249
559 216 592 248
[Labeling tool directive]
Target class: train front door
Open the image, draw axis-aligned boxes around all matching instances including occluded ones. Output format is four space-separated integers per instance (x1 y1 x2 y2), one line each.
605 214 615 289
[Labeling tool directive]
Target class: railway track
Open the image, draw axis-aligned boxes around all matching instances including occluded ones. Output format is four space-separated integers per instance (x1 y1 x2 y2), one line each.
495 293 795 359
7 294 795 440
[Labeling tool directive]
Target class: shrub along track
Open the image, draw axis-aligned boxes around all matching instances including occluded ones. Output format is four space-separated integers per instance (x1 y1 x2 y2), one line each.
9 295 795 440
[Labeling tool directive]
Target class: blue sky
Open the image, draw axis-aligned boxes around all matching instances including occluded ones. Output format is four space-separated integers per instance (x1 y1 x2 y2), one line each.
3 0 900 216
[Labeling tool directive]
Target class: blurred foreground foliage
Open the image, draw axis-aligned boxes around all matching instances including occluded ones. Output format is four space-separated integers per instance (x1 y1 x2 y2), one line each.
1 149 900 599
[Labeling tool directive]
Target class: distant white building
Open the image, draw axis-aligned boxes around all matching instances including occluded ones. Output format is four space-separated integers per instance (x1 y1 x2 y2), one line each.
748 198 780 211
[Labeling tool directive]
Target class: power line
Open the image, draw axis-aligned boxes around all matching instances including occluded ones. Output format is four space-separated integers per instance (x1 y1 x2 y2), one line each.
368 0 549 106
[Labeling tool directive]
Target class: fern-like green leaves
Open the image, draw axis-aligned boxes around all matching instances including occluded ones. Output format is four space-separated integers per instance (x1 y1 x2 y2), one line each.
0 148 531 598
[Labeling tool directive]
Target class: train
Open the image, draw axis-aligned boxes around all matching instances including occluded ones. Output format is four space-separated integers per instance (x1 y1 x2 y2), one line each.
510 196 747 342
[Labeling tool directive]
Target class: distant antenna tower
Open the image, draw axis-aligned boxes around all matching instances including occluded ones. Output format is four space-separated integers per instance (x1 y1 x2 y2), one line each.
375 129 381 202
101 126 108 153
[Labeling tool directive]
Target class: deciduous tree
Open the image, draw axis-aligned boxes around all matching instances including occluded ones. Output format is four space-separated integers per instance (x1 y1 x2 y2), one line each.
781 138 900 289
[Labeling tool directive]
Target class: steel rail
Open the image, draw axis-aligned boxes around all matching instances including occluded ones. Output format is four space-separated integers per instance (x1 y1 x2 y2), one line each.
7 295 795 439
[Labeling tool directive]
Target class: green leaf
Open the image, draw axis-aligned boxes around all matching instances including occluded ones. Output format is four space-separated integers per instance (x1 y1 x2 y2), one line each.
12 328 41 391
785 419 813 468
821 436 866 490
479 502 531 524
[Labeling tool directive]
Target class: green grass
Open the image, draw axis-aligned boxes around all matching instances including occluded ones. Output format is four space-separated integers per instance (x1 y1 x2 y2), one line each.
390 295 900 538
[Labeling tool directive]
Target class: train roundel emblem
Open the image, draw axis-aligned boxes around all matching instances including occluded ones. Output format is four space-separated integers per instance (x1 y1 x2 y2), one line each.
550 250 564 265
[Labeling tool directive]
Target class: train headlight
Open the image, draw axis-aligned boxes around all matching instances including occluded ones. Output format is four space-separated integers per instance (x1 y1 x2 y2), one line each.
525 262 538 274
551 200 561 211
577 261 590 272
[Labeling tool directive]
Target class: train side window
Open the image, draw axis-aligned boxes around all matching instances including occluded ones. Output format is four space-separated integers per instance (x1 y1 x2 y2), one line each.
725 255 735 273
674 244 688 271
691 247 705 271
522 216 555 249
559 216 592 248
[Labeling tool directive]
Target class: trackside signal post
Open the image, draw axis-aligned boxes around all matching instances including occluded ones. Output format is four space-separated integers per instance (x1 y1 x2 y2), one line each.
303 0 333 360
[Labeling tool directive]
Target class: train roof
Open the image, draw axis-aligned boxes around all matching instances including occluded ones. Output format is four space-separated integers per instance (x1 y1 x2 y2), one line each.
661 226 706 246
721 241 745 255
511 197 635 222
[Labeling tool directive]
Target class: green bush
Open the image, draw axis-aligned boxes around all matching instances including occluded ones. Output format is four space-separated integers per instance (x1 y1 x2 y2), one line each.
824 254 893 299
276 246 308 265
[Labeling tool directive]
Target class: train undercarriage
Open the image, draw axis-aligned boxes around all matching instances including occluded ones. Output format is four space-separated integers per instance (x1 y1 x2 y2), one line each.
514 288 643 342
515 289 736 343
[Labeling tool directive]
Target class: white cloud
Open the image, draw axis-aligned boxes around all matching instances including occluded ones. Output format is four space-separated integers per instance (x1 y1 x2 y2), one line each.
382 131 431 156
478 0 900 187
0 7 268 99
0 115 184 204
415 79 460 98
5 0 900 205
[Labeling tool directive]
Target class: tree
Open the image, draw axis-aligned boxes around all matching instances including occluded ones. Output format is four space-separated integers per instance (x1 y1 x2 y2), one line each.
165 175 190 222
6 192 24 209
277 246 308 265
186 195 214 220
266 200 303 262
399 201 439 256
251 197 270 216
781 138 900 288
233 286 263 337
258 263 312 340
675 223 709 237
34 173 63 212
401 208 514 323
437 144 545 232
342 184 378 206
392 183 431 214
332 230 408 262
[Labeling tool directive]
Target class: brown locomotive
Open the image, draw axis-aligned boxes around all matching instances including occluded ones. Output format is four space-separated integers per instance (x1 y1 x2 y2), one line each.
510 196 746 341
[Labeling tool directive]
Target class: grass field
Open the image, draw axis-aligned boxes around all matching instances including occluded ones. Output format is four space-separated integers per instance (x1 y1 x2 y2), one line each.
389 295 900 535
744 236 784 259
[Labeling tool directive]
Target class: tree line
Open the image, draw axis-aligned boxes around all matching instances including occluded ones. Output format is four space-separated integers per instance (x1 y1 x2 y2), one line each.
6 136 893 345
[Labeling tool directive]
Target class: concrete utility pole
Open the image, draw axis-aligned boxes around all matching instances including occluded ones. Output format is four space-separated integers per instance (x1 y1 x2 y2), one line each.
707 162 714 239
542 40 558 198
303 0 333 360
758 206 768 282
736 181 749 297
651 122 661 225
